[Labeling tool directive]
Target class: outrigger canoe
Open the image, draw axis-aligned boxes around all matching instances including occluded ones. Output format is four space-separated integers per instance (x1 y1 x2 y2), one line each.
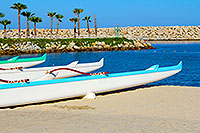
0 61 182 107
0 54 46 69
0 58 104 83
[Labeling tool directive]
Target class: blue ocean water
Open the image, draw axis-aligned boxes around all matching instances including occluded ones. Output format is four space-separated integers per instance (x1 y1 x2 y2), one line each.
1 43 200 87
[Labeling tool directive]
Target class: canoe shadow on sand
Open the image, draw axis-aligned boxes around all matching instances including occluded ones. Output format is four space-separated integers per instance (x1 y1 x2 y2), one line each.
0 85 157 109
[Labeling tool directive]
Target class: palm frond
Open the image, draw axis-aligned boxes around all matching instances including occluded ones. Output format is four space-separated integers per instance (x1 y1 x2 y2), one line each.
83 16 91 22
30 16 42 23
22 11 35 19
73 8 84 14
55 14 64 19
0 13 5 18
47 12 56 17
10 3 27 11
0 20 11 26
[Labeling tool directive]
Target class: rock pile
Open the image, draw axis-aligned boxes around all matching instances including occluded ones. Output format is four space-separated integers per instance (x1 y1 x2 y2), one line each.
0 42 42 55
0 26 200 40
0 38 154 55
121 26 200 41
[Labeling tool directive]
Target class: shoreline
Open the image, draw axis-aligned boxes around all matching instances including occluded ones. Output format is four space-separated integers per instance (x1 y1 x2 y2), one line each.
0 85 199 132
0 38 199 56
0 38 154 56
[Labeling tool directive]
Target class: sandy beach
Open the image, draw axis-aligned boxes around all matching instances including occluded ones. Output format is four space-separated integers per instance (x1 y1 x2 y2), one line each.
0 85 200 133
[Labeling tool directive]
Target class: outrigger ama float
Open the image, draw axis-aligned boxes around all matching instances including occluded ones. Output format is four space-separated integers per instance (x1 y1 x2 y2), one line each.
0 54 46 69
0 61 182 107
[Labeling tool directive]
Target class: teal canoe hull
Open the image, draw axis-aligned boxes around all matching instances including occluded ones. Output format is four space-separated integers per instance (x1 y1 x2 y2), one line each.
0 61 182 90
0 61 182 107
0 54 46 64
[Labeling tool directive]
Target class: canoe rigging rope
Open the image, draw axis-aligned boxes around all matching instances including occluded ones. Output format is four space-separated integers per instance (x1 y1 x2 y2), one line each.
0 68 108 84
0 66 23 71
0 78 29 84
47 68 109 76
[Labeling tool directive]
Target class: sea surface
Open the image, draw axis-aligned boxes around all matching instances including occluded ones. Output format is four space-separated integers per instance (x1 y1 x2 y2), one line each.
1 43 200 87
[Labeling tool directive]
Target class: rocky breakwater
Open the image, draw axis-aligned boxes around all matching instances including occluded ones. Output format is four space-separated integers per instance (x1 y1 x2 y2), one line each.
121 26 200 41
0 26 200 41
0 38 154 55
0 41 43 55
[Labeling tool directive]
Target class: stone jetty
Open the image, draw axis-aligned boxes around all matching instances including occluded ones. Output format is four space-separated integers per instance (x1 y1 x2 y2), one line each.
0 26 199 41
0 38 154 55
1 25 199 55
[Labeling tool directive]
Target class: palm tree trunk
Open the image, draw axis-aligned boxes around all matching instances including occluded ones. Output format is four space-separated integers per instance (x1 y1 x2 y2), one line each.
18 10 21 38
74 22 76 38
27 18 29 38
34 23 36 38
4 26 7 39
87 21 90 38
77 14 80 38
95 15 97 37
51 17 53 38
56 20 59 38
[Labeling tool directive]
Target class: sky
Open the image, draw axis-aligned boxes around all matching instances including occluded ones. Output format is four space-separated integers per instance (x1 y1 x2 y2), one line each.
0 0 199 30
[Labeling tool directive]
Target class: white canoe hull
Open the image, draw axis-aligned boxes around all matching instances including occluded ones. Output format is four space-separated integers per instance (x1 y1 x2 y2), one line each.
0 62 182 107
0 58 104 83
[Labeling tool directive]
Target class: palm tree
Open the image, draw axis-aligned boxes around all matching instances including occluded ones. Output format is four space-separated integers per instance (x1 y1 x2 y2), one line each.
55 14 64 38
10 3 27 38
0 20 11 38
0 12 5 18
83 16 91 38
21 11 35 38
69 18 78 38
47 12 56 38
73 8 84 38
29 16 42 38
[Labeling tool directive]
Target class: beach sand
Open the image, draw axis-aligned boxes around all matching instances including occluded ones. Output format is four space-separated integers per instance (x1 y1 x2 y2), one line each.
0 86 200 133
